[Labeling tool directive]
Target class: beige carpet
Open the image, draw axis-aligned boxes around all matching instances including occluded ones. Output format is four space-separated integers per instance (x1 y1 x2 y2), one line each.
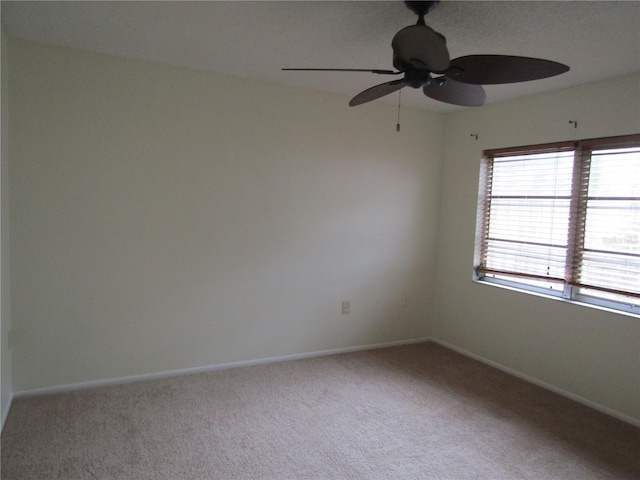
2 342 639 479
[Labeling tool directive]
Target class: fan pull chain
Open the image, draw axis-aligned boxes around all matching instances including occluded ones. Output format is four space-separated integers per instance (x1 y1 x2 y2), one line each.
396 90 402 132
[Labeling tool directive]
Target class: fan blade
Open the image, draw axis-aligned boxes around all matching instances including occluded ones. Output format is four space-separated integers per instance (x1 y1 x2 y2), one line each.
349 79 407 107
391 24 450 72
448 55 569 85
282 68 401 75
423 78 486 106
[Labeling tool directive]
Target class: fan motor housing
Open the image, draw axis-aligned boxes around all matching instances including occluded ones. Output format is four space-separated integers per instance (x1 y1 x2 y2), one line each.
404 68 432 89
391 24 450 72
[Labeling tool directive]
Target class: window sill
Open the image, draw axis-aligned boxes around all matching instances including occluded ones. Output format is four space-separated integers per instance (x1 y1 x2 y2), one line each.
472 277 640 319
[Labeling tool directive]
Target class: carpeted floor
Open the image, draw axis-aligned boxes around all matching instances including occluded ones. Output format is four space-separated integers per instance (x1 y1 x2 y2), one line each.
2 342 639 479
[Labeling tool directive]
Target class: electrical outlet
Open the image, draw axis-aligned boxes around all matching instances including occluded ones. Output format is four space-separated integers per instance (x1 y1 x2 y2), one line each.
342 301 350 315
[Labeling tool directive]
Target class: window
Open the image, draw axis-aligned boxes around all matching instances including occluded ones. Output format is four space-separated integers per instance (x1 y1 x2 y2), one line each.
474 134 640 315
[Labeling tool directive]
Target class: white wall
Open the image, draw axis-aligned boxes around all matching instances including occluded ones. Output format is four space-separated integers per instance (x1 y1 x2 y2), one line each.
434 74 640 423
9 39 443 392
1 28 13 427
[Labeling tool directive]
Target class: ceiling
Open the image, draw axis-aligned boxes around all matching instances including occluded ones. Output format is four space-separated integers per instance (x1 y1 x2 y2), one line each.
2 1 640 112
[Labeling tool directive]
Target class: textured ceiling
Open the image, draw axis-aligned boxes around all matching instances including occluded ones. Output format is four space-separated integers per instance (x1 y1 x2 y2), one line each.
2 1 640 112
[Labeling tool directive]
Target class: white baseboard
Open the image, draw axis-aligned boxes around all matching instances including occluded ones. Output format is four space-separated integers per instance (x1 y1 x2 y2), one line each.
14 336 432 399
11 336 638 429
1 393 13 433
430 338 640 428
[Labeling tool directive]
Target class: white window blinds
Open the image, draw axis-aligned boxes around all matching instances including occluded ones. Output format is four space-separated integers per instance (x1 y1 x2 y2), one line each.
476 134 640 311
570 139 640 298
476 143 575 284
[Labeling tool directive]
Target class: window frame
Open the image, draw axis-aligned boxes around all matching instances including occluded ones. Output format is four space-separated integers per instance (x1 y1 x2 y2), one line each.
474 134 640 316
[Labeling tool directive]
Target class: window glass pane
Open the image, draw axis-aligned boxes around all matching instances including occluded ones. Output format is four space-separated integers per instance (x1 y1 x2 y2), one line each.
580 250 640 295
492 151 574 197
580 146 640 296
489 199 570 245
583 200 640 255
485 241 567 278
588 148 640 197
482 150 574 280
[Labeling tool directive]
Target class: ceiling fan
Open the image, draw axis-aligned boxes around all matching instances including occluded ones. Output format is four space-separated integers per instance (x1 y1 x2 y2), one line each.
283 1 570 107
